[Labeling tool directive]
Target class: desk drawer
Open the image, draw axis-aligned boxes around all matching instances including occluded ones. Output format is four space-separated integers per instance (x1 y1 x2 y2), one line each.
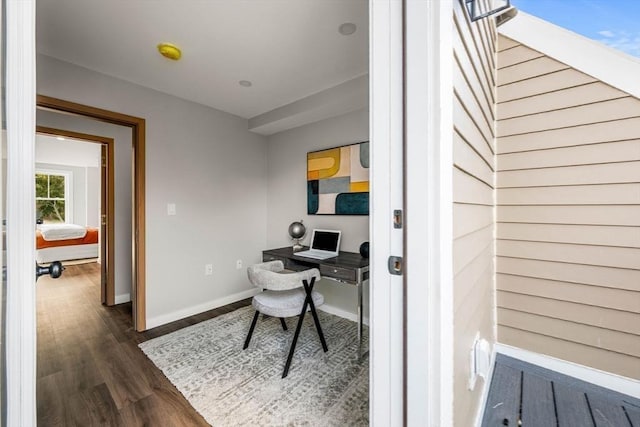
320 264 356 282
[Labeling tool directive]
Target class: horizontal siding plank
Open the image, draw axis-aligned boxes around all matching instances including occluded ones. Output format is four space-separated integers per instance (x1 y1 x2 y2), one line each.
497 205 640 226
497 35 519 52
497 117 640 154
497 139 640 171
497 56 568 86
496 240 640 270
498 97 640 137
454 203 494 239
498 69 597 103
497 82 628 120
497 161 640 188
496 223 640 248
454 133 494 186
454 64 494 144
453 224 493 276
454 167 494 205
498 308 640 356
496 257 640 292
454 97 494 160
456 269 494 333
498 44 544 69
454 244 493 313
497 273 640 314
497 183 640 205
498 326 640 379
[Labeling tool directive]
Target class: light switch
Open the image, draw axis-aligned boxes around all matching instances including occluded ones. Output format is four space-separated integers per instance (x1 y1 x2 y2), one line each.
167 203 176 216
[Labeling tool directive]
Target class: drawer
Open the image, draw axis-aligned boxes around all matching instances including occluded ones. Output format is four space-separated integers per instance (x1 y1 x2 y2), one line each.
320 264 356 282
263 254 286 264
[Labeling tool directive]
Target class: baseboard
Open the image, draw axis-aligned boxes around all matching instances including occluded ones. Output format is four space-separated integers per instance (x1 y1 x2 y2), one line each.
114 293 131 304
145 288 260 330
318 303 369 326
473 345 497 427
495 343 640 399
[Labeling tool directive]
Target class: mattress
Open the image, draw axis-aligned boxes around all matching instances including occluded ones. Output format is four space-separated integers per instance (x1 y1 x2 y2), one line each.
36 227 99 249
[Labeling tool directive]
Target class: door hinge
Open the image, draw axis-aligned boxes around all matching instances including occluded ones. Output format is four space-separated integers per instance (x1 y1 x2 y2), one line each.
388 256 403 276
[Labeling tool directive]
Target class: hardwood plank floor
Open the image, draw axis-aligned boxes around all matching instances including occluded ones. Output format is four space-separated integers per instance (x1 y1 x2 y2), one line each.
37 262 251 426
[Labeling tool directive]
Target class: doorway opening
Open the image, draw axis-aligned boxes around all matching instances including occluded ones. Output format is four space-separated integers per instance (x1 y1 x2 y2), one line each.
35 126 115 305
36 95 147 331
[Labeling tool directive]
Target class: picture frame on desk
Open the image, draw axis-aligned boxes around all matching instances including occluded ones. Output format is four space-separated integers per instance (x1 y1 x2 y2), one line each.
306 141 370 215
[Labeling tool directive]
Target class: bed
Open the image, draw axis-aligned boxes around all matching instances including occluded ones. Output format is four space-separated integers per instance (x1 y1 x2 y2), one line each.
36 223 99 263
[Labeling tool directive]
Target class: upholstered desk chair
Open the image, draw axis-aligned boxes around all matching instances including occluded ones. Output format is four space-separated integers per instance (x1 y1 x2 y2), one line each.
243 260 328 378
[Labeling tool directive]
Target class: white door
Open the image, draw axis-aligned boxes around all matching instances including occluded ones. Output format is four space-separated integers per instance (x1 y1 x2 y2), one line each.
370 1 404 425
5 0 38 425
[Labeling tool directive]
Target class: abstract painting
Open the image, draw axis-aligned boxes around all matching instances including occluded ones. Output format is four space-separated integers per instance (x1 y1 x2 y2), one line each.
307 141 369 215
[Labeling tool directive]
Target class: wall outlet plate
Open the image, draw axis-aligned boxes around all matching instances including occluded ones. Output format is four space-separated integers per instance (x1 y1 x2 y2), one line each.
236 260 243 270
205 264 213 275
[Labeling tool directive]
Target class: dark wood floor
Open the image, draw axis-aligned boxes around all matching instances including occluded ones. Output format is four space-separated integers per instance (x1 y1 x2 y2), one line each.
482 354 640 427
37 262 251 426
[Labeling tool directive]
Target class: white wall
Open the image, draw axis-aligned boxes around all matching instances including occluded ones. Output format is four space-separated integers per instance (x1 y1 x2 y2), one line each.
37 55 269 327
266 108 369 318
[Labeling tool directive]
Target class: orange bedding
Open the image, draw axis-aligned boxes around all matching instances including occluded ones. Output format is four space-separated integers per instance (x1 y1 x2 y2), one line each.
36 228 99 249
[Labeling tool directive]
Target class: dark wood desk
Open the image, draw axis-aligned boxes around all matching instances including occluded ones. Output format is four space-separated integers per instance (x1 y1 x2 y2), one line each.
263 246 369 354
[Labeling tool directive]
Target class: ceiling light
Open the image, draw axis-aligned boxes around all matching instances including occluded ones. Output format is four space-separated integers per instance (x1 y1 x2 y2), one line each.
239 80 252 87
339 22 357 36
157 43 182 61
56 136 65 141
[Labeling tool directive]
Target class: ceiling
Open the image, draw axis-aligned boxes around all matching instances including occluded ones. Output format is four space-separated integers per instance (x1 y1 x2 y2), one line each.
36 0 369 121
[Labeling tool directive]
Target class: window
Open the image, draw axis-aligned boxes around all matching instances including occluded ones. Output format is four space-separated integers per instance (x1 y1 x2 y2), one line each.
35 171 72 223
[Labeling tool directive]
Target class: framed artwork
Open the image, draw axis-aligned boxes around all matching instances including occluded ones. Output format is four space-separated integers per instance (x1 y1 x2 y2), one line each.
307 141 369 215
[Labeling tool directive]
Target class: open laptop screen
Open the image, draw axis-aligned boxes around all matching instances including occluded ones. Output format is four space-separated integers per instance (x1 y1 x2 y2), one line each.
311 230 341 252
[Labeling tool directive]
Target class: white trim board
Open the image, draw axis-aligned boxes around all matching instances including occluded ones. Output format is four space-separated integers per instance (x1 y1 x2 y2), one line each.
499 11 640 100
145 288 259 330
318 303 370 326
114 293 131 305
495 343 640 400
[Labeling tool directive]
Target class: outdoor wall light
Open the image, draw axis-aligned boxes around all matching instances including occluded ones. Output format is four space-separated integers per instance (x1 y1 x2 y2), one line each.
465 0 511 21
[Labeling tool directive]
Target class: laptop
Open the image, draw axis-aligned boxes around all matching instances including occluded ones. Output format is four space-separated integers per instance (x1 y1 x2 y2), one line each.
295 229 342 260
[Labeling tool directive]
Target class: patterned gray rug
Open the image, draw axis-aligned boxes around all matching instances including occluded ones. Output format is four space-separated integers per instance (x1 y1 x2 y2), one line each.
139 306 369 426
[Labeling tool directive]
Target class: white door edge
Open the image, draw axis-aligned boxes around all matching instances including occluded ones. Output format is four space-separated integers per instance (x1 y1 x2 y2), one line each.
6 0 37 425
405 0 455 426
369 0 404 425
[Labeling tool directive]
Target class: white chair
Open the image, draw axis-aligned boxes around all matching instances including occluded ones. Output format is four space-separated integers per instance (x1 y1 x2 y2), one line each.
243 260 328 378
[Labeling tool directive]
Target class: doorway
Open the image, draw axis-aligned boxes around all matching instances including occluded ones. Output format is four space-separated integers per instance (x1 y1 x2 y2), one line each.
36 95 147 331
35 126 116 305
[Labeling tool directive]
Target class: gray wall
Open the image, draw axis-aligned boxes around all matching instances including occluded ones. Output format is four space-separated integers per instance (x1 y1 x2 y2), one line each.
38 55 269 326
266 108 369 318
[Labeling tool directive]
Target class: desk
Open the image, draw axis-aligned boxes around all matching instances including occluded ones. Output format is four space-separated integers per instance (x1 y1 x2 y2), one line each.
263 246 369 354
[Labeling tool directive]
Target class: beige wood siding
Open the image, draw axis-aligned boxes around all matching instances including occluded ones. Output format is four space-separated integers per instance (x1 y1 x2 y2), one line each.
452 6 497 425
496 35 640 380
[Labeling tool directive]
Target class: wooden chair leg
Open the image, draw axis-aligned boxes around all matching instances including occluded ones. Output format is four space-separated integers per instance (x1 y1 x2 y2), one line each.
283 299 309 378
304 278 328 352
279 317 288 331
243 310 260 350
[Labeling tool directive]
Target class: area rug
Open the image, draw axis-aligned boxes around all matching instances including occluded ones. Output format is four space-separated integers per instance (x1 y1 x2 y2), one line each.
139 306 369 426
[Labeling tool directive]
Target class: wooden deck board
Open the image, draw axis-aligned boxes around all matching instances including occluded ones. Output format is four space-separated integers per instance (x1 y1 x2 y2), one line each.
521 372 556 427
482 354 640 427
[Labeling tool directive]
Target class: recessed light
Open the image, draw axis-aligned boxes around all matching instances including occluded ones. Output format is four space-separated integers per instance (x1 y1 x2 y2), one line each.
56 136 65 141
239 80 252 87
157 43 182 61
338 22 357 36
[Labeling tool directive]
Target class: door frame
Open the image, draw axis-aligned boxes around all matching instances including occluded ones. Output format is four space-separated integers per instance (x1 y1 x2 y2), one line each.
35 126 116 305
36 95 147 331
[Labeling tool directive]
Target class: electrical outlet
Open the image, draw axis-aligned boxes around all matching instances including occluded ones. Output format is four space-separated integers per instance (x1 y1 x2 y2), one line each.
236 259 243 270
205 264 213 275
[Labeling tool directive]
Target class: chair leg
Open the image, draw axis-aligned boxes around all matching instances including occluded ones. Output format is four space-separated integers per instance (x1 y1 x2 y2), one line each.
243 310 260 350
279 317 288 331
304 278 328 352
283 299 309 378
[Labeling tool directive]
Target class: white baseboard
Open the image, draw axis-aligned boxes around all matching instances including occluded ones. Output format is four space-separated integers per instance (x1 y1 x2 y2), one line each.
318 303 369 326
145 288 259 330
495 343 640 399
114 293 130 304
473 343 497 427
